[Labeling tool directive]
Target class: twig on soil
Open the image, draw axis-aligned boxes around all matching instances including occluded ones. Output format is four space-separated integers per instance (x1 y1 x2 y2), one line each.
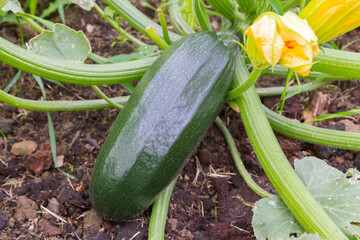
231 224 250 233
40 205 67 224
0 157 7 166
66 178 75 191
192 156 204 185
68 130 81 150
2 174 26 188
129 231 140 240
3 187 12 199
207 165 233 179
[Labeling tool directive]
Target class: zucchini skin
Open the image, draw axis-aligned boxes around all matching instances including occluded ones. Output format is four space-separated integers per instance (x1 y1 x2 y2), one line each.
90 31 237 221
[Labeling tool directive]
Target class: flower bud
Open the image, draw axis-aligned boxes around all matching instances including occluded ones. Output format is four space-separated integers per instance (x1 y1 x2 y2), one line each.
244 12 319 76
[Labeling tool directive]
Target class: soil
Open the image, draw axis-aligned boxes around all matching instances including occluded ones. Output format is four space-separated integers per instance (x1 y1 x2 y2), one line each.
0 1 360 239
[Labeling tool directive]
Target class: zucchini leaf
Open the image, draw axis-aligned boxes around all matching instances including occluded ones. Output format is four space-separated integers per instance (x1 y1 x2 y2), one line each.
70 0 94 11
1 0 20 13
27 24 91 63
253 157 360 240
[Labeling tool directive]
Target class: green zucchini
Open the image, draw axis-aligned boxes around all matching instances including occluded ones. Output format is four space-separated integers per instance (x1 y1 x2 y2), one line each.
90 31 237 221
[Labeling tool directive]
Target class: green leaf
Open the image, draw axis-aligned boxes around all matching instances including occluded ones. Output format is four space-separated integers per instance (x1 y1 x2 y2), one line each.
104 6 115 19
39 0 71 19
2 0 21 13
253 157 360 240
27 24 91 63
70 0 94 11
0 128 7 141
252 197 303 239
290 233 324 240
269 0 284 15
305 109 360 124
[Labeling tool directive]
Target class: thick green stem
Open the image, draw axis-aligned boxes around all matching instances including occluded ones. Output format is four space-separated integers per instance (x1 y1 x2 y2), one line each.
93 3 145 47
148 177 177 240
0 36 154 85
146 26 169 50
265 106 360 151
168 3 195 35
104 0 181 42
313 48 360 78
263 65 349 80
215 117 273 198
233 57 347 239
207 0 236 21
0 35 356 85
226 66 262 100
3 89 360 152
193 0 212 31
257 78 333 97
0 89 128 111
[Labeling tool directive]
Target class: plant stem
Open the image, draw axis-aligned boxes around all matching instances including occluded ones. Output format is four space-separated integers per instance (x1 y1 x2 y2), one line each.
157 9 171 45
263 65 350 80
206 0 236 21
21 10 45 33
168 3 195 35
0 36 155 85
226 66 262 100
313 48 360 78
0 89 128 111
148 177 177 240
277 69 293 114
214 117 273 198
257 78 333 97
146 26 169 50
265 106 360 151
1 35 356 85
233 56 347 239
91 85 123 109
93 3 145 47
104 0 181 42
3 89 360 152
193 0 212 31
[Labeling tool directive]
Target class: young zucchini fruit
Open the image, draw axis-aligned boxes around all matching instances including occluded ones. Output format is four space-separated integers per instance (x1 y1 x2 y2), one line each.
90 31 237 221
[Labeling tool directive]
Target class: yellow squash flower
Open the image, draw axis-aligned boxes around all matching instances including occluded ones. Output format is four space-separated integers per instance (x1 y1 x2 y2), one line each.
245 12 320 76
300 0 360 43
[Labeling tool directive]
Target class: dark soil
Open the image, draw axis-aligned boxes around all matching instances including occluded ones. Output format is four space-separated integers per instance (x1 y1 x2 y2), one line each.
1 1 360 239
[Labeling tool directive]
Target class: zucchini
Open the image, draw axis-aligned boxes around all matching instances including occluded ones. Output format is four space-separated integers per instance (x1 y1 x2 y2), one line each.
90 31 237 221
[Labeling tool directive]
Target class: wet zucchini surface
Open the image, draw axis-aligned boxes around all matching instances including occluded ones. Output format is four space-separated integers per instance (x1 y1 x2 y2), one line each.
90 31 237 221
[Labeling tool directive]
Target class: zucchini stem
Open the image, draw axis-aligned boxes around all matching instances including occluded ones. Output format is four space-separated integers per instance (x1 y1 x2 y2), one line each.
226 67 262 100
2 90 360 151
146 26 169 50
148 177 178 240
233 56 347 239
93 3 146 47
157 9 172 45
214 117 273 198
91 85 124 109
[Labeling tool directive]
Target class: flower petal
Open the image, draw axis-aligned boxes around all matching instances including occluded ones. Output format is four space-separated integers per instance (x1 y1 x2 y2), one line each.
246 35 271 69
280 43 315 76
280 12 318 45
300 0 360 43
244 14 284 66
